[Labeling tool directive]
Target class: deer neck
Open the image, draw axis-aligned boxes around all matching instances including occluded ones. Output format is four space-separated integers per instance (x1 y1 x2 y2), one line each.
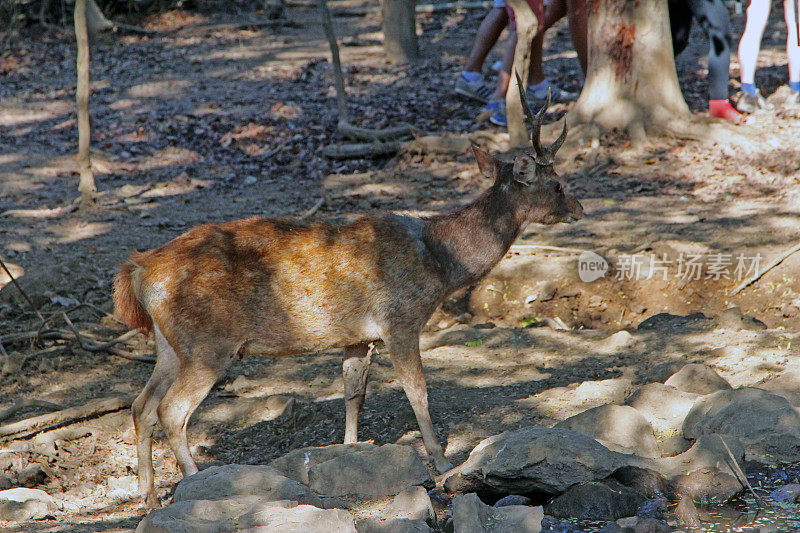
423 181 530 292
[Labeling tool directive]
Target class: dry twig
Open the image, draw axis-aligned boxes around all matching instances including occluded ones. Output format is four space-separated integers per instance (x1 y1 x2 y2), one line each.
730 241 800 296
719 435 764 508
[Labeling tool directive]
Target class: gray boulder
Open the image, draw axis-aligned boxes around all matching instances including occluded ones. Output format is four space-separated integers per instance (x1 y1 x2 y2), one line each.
655 434 745 480
173 464 324 507
136 497 356 533
544 481 646 521
271 443 378 484
308 444 433 499
0 488 59 521
555 405 659 458
682 387 800 462
671 468 743 503
664 364 732 396
355 517 431 533
624 383 700 437
453 493 543 533
601 516 672 533
444 427 628 495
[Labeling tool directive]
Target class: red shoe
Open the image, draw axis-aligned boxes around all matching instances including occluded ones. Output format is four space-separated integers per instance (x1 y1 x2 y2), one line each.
709 100 743 123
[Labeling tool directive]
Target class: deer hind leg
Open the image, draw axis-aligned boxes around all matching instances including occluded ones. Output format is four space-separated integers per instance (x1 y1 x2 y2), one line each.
384 332 453 473
133 325 179 509
156 346 229 479
342 342 373 444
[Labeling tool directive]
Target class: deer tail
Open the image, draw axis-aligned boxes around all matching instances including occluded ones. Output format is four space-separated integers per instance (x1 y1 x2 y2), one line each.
113 261 153 335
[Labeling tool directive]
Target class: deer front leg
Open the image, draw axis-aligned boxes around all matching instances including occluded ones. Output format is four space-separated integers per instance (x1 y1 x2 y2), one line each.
343 343 373 444
385 333 453 473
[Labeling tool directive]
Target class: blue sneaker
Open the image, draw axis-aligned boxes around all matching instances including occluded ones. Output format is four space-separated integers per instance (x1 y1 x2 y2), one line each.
527 82 578 106
485 100 506 127
455 74 493 104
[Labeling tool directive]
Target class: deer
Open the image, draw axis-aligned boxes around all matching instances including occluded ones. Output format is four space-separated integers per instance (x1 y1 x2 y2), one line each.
113 85 583 508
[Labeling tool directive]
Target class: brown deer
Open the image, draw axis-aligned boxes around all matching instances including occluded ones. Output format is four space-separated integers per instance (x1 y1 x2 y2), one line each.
113 89 582 508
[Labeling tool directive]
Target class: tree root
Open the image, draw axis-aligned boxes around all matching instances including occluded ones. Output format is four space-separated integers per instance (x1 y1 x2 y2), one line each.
0 400 64 424
0 396 133 440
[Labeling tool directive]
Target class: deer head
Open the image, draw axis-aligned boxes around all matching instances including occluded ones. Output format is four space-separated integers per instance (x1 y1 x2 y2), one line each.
472 75 583 225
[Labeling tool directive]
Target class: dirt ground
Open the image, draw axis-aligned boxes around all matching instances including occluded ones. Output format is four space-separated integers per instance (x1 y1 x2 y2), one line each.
2 0 800 530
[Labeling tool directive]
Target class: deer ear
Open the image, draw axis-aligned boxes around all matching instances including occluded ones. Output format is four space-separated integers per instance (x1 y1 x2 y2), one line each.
471 145 499 178
512 154 538 185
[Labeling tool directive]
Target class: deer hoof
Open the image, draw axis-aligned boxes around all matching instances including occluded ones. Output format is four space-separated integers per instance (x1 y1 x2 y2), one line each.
144 492 161 510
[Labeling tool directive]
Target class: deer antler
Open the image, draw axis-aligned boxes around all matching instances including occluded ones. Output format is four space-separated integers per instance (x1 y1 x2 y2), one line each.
514 71 567 165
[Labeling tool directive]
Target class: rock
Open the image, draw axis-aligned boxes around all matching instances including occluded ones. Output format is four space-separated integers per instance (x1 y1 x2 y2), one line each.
355 517 431 533
674 495 700 528
608 466 672 499
136 496 356 533
671 468 743 503
624 383 700 437
444 427 628 495
16 463 46 487
541 516 586 533
771 483 800 503
0 477 11 491
555 404 659 458
717 306 767 331
427 489 450 515
173 465 324 507
539 281 557 302
658 435 692 457
452 493 543 533
636 498 668 519
636 312 714 333
664 364 732 396
271 443 378 484
544 481 646 521
612 516 672 533
375 486 434 522
655 434 745 481
494 495 532 507
682 387 800 463
0 488 59 521
308 444 433 499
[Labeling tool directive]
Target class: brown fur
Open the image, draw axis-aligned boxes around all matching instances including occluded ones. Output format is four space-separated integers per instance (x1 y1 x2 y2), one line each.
116 146 583 508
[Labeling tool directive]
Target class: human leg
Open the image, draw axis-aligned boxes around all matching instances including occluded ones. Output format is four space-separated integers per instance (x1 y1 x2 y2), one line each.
456 5 509 102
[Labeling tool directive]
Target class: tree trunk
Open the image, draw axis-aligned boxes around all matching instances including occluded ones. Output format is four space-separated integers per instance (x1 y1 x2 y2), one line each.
74 0 97 206
567 0 691 143
505 0 538 147
381 0 419 63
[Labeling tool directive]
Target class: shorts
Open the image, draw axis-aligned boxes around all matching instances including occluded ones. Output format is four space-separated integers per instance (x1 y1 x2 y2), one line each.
504 0 544 30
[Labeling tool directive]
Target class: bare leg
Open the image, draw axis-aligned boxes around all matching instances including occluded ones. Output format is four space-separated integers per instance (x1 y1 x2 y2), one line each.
343 343 373 444
490 31 517 101
465 7 510 73
132 326 178 509
157 351 227 478
785 0 800 84
385 333 452 472
566 0 588 75
738 0 770 85
529 0 569 84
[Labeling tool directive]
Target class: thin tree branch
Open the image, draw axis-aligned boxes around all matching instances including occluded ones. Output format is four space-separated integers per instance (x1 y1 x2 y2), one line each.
0 256 44 323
